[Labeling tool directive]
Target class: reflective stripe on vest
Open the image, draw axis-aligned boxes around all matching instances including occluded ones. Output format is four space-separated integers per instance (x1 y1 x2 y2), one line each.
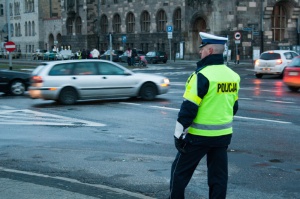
191 121 232 130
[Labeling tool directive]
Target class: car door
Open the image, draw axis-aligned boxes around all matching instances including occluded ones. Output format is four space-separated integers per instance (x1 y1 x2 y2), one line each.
72 62 99 98
95 62 137 97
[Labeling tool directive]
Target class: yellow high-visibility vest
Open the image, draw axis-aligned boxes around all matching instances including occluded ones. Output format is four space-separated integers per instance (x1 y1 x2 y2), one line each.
184 64 240 137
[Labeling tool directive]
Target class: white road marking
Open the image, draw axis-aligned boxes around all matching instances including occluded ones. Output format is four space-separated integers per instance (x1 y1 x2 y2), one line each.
234 116 291 124
239 98 253 100
266 100 295 104
0 109 105 127
121 103 291 124
0 167 154 199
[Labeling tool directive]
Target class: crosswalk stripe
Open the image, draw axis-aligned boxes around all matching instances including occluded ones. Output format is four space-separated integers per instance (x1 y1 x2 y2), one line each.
0 109 105 127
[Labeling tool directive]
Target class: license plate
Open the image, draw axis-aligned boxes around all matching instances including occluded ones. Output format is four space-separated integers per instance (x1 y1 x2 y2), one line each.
262 68 271 71
288 72 299 76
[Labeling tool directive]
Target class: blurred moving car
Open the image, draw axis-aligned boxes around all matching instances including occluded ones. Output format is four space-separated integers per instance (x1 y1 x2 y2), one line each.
29 59 170 105
100 50 124 62
283 55 300 92
0 70 31 95
254 50 298 78
32 49 47 60
145 51 168 64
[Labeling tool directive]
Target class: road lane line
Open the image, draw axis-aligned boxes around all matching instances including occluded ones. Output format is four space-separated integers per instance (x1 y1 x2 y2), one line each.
266 100 295 104
234 116 291 124
148 106 291 124
0 167 155 199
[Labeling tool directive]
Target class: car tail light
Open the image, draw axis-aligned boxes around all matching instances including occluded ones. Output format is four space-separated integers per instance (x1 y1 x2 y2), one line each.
31 76 43 83
276 59 283 65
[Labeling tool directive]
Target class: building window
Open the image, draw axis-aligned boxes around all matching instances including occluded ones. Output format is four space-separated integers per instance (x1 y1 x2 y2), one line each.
100 15 108 34
157 9 167 32
114 0 118 4
32 21 35 36
67 18 73 35
28 21 31 36
9 3 13 16
25 22 28 36
113 14 121 33
101 0 106 5
173 8 181 31
75 17 82 34
141 11 150 32
126 12 135 33
272 4 286 42
0 4 3 16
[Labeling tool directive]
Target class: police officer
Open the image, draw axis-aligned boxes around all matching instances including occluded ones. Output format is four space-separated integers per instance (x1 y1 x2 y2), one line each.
169 32 240 199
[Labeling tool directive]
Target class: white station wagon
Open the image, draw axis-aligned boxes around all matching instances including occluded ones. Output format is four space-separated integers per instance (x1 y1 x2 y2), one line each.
29 60 170 104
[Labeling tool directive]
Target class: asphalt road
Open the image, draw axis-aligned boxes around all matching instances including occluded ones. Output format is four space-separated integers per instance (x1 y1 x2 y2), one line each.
0 60 299 199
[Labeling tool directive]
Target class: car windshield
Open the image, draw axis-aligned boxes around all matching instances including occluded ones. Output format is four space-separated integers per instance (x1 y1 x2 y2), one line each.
146 52 155 56
260 53 281 60
288 57 300 67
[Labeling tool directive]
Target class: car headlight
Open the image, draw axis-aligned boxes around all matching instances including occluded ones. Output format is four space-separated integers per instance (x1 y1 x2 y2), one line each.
160 78 170 87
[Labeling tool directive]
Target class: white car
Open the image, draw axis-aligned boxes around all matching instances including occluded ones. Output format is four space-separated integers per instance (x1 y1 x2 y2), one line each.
254 50 299 78
29 60 170 105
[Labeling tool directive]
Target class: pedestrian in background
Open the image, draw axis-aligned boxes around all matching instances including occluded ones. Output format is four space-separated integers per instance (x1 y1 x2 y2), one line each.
126 47 132 66
169 32 240 199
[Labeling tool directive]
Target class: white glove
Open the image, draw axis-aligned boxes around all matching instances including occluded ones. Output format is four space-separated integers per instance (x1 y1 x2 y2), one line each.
174 121 187 139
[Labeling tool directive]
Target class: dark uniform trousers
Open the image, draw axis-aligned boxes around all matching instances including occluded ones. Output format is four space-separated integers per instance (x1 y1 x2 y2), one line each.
169 134 232 199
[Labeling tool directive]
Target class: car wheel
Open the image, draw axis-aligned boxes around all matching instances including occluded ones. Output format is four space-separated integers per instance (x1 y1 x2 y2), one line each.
59 87 78 105
255 74 263 78
287 86 299 92
140 83 157 101
163 60 167 63
10 80 26 96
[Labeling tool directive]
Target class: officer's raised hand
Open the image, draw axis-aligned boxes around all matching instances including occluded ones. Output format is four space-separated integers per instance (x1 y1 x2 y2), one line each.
174 121 188 153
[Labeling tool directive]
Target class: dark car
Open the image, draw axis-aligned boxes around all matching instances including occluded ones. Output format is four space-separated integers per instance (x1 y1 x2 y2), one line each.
0 70 31 95
32 49 47 60
145 51 168 64
119 49 146 63
100 50 124 62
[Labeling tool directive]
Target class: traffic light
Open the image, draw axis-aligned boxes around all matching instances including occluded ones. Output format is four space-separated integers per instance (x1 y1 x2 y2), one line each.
4 35 8 42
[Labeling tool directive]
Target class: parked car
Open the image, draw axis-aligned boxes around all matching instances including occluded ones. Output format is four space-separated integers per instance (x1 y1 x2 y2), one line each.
283 55 300 92
0 70 31 95
32 49 47 60
254 50 299 78
100 50 124 62
118 49 145 63
43 51 59 60
29 59 170 105
145 51 168 64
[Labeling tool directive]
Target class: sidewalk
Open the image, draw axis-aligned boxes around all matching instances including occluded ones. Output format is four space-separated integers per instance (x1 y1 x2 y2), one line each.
0 167 154 199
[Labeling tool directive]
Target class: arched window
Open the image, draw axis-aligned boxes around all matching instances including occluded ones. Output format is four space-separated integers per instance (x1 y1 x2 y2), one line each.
157 10 167 32
272 4 286 41
113 14 121 33
173 8 181 31
28 21 31 36
141 11 150 32
75 17 82 34
100 15 108 34
25 22 28 36
66 18 73 35
126 12 135 33
32 21 35 36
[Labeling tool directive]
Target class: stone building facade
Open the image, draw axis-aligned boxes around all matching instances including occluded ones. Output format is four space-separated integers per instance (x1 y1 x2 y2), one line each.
1 0 300 60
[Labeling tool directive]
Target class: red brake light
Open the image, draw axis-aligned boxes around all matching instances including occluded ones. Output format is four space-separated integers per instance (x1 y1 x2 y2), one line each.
32 76 43 83
276 59 282 65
